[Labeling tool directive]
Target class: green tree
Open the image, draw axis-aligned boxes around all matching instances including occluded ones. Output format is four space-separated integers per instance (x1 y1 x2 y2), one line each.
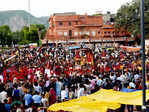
0 25 12 46
18 26 29 45
12 31 22 45
115 0 149 44
29 25 39 42
8 24 47 45
33 24 47 40
30 24 47 46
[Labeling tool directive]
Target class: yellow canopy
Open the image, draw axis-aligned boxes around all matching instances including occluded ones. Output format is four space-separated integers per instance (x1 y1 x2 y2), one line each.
88 89 149 105
49 97 120 112
48 89 149 112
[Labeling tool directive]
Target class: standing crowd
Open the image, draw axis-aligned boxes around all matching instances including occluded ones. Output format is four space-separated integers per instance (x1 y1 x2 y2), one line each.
0 44 149 112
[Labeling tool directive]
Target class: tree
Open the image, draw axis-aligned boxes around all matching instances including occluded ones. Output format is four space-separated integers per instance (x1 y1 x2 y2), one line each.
29 25 39 42
12 31 22 45
33 24 47 40
30 24 47 46
115 0 149 44
18 26 30 45
22 24 46 42
0 24 47 46
0 25 12 46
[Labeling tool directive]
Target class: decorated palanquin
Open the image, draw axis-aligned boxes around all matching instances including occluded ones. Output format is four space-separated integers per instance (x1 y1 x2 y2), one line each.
75 48 94 66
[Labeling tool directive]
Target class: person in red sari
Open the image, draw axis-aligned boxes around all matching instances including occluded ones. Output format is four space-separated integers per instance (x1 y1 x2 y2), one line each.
49 88 56 106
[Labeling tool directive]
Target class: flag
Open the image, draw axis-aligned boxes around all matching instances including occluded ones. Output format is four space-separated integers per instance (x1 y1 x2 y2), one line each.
100 66 104 73
30 69 34 83
3 69 7 84
105 66 110 72
24 66 28 77
19 67 24 79
9 67 13 82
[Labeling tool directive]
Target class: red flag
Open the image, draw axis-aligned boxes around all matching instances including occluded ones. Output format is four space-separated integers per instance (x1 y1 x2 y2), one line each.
102 51 106 57
24 66 28 77
49 64 52 70
116 63 121 70
9 67 13 82
19 67 24 79
65 70 70 76
105 66 110 72
14 68 18 77
100 66 104 73
69 67 73 72
3 69 7 84
50 70 53 76
30 69 34 83
45 62 48 68
41 67 44 73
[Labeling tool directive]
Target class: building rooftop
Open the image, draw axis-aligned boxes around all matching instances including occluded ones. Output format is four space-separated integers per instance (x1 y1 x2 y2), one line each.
53 12 76 16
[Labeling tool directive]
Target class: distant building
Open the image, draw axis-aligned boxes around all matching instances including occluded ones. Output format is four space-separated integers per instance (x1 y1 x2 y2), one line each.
103 11 115 24
44 12 134 44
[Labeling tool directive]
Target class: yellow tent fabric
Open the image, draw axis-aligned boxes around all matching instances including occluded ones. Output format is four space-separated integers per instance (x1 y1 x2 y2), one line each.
88 89 149 105
48 89 149 112
48 96 120 112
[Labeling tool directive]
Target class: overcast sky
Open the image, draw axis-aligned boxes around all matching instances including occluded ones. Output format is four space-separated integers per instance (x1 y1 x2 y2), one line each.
0 0 132 17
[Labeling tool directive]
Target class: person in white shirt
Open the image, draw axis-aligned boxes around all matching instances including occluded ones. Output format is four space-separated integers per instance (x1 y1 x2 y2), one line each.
0 75 3 83
35 69 40 79
61 87 66 102
129 82 136 89
97 78 103 87
45 80 50 88
41 94 48 107
77 84 84 98
18 84 24 98
32 92 42 107
0 90 7 103
45 68 51 78
134 74 140 81
25 107 32 112
33 82 42 94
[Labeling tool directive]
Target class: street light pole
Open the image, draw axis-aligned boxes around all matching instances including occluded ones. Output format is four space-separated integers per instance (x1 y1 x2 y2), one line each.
28 0 31 27
140 0 146 111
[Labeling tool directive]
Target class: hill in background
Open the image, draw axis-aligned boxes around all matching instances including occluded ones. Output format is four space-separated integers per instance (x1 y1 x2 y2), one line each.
0 10 49 31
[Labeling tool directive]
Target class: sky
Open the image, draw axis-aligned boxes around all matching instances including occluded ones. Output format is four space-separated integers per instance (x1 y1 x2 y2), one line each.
0 0 132 17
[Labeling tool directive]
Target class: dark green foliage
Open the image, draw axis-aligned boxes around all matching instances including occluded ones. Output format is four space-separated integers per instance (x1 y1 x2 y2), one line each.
0 25 12 46
115 0 149 41
0 24 47 46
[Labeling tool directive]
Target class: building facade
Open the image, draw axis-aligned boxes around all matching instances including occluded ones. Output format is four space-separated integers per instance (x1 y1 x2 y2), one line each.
45 12 133 43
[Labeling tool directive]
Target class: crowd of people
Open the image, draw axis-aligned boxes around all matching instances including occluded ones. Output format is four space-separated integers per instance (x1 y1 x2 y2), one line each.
0 43 149 112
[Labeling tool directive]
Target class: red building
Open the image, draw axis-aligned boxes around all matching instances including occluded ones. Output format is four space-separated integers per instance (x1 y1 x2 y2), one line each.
45 12 133 43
